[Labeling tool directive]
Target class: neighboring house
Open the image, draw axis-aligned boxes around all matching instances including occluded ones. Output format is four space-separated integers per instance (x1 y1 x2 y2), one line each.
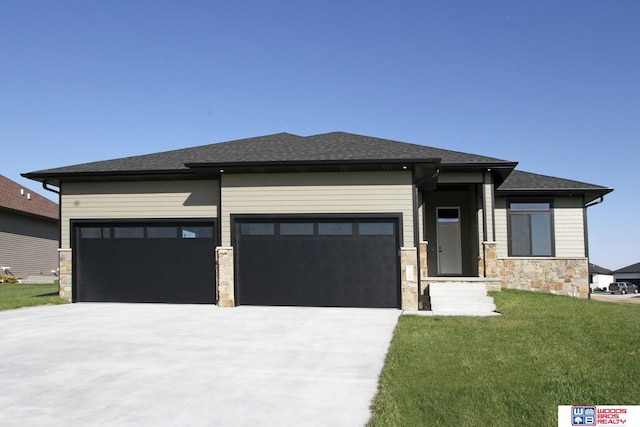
588 263 614 291
23 132 612 308
613 262 640 287
0 175 59 281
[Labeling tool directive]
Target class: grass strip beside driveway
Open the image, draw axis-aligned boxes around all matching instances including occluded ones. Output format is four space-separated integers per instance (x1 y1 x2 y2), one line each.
0 283 68 311
369 289 640 426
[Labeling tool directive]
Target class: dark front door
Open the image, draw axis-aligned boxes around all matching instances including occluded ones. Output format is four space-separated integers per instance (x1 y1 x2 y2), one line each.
235 218 400 308
74 221 217 303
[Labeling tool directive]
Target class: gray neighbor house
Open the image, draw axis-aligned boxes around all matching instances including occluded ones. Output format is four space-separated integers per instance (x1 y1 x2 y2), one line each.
23 132 612 310
0 174 59 281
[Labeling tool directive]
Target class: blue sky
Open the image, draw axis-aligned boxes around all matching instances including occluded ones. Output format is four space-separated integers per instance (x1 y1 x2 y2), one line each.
1 1 638 270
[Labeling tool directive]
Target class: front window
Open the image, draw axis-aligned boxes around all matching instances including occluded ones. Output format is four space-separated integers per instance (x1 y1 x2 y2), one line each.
508 201 554 256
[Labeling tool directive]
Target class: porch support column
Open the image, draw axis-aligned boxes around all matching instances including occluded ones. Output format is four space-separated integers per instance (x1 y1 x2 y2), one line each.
482 171 495 242
400 247 418 310
216 247 235 307
481 242 499 278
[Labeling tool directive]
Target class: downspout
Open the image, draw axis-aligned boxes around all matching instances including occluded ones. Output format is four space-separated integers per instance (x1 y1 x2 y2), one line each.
583 196 604 300
412 169 421 308
42 181 62 250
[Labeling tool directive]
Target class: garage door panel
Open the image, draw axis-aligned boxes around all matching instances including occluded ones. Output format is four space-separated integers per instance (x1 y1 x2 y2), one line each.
75 222 216 303
236 219 399 308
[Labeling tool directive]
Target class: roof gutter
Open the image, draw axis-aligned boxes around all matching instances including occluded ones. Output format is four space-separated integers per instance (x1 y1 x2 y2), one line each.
42 181 60 195
584 196 604 208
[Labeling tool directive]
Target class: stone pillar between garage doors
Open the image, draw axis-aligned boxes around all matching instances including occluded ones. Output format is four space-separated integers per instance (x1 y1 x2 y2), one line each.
58 249 72 302
401 247 418 310
216 247 235 307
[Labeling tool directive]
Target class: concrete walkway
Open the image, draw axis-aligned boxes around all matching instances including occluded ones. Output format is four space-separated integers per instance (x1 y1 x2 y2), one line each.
0 304 399 427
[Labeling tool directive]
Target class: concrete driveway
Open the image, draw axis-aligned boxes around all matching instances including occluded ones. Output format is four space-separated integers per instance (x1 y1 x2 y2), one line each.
0 304 399 427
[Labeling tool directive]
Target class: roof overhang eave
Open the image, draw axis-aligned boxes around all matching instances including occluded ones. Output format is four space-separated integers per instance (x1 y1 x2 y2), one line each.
185 158 442 174
495 187 614 203
22 169 197 186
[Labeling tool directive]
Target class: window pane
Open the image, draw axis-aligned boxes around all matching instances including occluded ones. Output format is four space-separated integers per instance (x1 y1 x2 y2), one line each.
531 214 552 256
359 222 394 236
147 226 177 238
182 226 214 239
510 202 550 211
510 215 530 256
318 223 353 235
240 223 274 236
114 227 144 238
438 208 459 223
80 227 110 239
280 223 314 235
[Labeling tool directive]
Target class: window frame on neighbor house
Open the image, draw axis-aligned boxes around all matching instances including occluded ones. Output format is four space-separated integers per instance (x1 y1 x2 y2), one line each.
507 200 555 257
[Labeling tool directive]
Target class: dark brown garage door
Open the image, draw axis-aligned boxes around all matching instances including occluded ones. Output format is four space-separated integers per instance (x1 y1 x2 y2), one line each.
74 221 217 303
235 217 400 308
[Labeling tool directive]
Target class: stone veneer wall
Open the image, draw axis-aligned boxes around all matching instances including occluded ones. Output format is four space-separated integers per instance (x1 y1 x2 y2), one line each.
481 243 589 298
495 257 589 298
216 247 235 307
58 249 72 301
401 247 418 310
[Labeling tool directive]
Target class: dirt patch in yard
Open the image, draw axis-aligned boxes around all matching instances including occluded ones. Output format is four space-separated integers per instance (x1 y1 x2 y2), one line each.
590 295 640 305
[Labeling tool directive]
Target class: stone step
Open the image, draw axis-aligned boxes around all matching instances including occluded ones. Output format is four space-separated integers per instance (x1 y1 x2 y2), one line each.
426 281 497 315
430 300 497 312
428 283 489 297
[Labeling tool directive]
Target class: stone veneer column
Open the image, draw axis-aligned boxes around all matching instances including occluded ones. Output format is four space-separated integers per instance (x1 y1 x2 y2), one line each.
401 247 418 310
58 249 72 302
216 247 235 307
482 242 498 278
419 241 428 279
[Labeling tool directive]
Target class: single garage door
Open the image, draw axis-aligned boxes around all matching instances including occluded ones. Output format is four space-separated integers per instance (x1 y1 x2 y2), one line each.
74 221 217 303
235 218 400 308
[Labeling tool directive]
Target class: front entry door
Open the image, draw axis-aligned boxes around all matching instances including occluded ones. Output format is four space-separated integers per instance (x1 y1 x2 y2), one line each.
437 207 462 275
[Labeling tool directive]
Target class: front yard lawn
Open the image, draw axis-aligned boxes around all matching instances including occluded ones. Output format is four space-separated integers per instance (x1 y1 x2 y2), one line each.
369 289 640 426
0 283 68 311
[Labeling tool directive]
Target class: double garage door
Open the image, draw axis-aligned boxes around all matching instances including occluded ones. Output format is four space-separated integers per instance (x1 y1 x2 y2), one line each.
74 221 217 303
235 217 400 308
74 217 400 308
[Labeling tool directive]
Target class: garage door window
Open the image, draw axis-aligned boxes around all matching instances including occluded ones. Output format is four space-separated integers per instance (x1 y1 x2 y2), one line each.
318 223 353 235
114 227 144 238
80 227 111 239
182 226 214 239
240 223 275 236
280 223 314 235
147 226 178 238
359 222 395 235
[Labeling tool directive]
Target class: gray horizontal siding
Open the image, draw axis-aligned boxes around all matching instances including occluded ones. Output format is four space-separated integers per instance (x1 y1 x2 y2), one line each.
0 211 58 279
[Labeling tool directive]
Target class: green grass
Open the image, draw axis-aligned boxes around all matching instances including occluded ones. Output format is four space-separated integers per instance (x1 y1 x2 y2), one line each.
369 289 640 426
0 282 68 311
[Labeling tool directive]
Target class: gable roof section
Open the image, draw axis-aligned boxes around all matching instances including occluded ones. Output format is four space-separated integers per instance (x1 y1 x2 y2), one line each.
614 262 640 274
0 175 58 221
23 132 515 184
496 170 612 202
589 263 613 275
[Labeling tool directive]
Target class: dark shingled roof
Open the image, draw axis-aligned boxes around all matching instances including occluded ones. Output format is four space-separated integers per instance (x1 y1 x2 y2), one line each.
497 170 612 193
24 132 512 178
22 131 612 200
0 175 58 220
589 263 613 275
614 262 640 274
